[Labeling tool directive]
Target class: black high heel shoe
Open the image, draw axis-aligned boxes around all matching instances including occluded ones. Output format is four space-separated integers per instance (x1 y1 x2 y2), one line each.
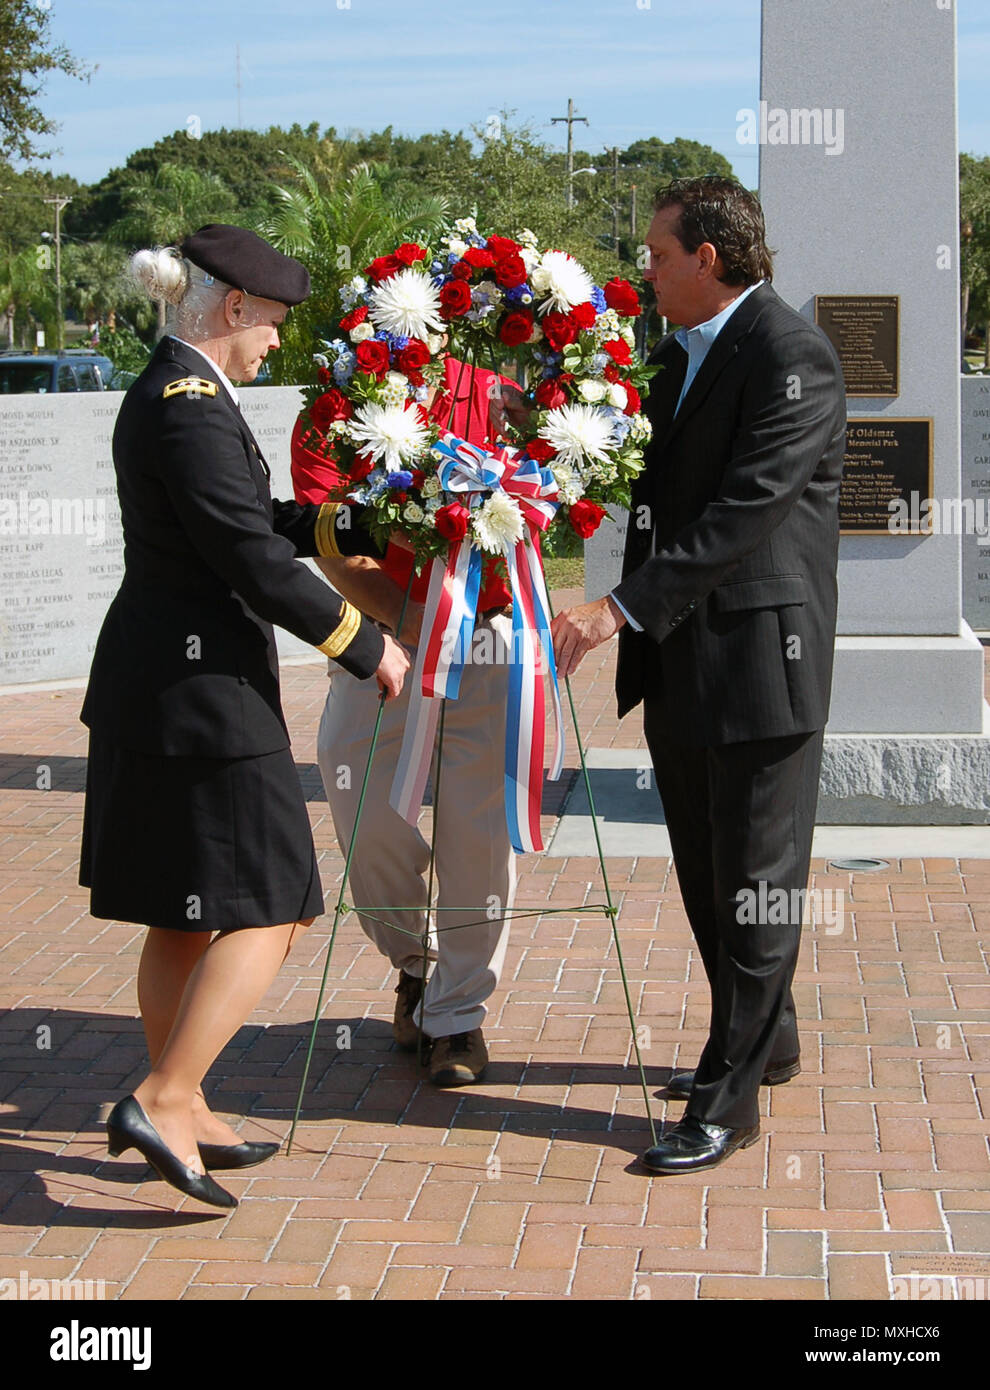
106 1095 238 1209
198 1141 279 1171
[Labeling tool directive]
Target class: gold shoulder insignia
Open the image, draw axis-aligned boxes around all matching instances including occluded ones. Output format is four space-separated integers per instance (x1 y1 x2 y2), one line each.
162 377 219 400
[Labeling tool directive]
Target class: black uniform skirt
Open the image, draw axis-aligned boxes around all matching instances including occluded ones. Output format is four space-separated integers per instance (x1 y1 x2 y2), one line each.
79 735 324 931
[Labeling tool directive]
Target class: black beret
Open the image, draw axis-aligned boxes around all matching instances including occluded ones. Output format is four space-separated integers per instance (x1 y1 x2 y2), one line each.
179 224 311 306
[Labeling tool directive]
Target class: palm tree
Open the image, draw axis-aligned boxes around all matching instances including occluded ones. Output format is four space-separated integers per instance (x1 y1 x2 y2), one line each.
255 157 449 384
108 164 238 326
0 243 57 347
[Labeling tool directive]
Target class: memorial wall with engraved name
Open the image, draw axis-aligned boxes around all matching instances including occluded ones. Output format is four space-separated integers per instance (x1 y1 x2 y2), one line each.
962 373 990 635
0 385 310 689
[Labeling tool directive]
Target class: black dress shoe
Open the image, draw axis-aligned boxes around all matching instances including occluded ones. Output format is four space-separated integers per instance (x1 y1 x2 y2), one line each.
664 1056 801 1101
640 1115 761 1174
198 1141 279 1171
106 1096 238 1209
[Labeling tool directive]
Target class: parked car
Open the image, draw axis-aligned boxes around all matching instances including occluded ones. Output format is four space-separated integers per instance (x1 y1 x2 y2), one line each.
0 349 120 394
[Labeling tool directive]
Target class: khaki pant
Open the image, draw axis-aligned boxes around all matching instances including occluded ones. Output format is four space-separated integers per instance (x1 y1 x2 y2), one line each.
316 614 517 1038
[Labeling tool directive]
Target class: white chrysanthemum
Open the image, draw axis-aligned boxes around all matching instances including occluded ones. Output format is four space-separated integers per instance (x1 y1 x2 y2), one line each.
539 402 618 469
367 267 444 340
531 250 595 312
519 246 540 274
579 379 607 404
348 402 431 472
472 490 524 555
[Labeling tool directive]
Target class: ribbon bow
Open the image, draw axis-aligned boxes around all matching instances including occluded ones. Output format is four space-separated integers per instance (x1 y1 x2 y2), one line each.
390 433 565 854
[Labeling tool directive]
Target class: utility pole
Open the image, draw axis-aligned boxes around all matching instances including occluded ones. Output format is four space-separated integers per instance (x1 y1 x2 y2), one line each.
236 45 242 127
551 99 589 210
43 195 71 352
611 146 620 258
630 184 637 238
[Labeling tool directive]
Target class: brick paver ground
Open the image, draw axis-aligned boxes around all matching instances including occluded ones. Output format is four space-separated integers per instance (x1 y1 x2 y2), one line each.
1 593 988 1301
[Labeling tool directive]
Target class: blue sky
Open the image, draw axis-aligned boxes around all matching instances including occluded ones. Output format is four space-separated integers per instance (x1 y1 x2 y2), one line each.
32 0 990 186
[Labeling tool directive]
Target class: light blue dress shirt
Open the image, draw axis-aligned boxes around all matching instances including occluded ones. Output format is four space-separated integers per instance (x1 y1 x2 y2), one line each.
609 281 764 632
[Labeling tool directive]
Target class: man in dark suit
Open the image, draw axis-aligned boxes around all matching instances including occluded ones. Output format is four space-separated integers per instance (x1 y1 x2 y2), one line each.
552 177 846 1174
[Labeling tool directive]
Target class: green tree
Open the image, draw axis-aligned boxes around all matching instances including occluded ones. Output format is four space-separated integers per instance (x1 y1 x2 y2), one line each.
961 153 990 366
618 136 734 182
67 124 335 240
62 239 155 334
0 0 90 162
256 157 449 384
0 241 56 346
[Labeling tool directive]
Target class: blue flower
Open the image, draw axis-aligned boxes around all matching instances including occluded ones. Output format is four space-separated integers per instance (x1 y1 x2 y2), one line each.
388 470 414 489
430 260 444 275
590 286 607 313
505 284 533 305
333 351 356 385
591 353 609 373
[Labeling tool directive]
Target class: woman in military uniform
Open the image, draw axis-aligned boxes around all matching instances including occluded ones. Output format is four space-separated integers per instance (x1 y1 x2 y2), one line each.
80 225 409 1208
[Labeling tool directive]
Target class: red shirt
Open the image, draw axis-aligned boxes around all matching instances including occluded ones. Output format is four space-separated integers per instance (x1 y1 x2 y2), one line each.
291 356 515 609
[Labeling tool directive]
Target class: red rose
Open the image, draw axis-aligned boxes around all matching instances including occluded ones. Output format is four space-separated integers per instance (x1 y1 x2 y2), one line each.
450 260 473 280
317 366 332 385
366 254 402 283
524 438 556 463
439 280 473 318
310 389 353 430
339 305 369 332
499 311 534 347
534 378 568 409
542 311 579 352
493 253 527 289
603 337 632 366
351 452 375 481
397 338 431 377
486 235 522 260
435 502 471 542
569 302 597 330
463 246 495 269
355 339 390 378
568 499 608 539
603 277 640 316
623 382 641 416
394 242 427 265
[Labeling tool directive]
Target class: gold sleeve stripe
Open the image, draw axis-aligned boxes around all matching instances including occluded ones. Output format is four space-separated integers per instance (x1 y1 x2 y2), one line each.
314 502 343 559
162 377 218 399
318 601 362 659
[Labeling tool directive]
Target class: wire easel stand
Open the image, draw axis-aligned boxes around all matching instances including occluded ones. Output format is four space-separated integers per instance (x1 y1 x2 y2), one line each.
286 350 657 1152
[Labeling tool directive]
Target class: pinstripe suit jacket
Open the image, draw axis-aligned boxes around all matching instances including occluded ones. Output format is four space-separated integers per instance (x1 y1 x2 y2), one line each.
613 283 846 744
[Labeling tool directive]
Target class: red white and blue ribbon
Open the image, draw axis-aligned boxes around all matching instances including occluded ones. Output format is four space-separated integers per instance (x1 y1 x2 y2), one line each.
389 433 564 854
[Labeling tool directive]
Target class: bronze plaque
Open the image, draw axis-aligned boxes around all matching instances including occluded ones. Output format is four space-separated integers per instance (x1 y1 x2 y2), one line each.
815 295 899 397
840 418 933 534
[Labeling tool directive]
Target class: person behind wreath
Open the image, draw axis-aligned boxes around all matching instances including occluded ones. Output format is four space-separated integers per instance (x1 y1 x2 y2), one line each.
291 356 523 1087
80 225 410 1207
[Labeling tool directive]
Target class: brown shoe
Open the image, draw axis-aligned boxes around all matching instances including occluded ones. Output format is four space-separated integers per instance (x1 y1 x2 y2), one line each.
393 971 424 1050
429 1029 488 1087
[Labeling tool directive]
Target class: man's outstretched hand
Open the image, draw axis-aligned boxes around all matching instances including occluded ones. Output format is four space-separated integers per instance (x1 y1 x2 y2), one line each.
551 596 626 680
